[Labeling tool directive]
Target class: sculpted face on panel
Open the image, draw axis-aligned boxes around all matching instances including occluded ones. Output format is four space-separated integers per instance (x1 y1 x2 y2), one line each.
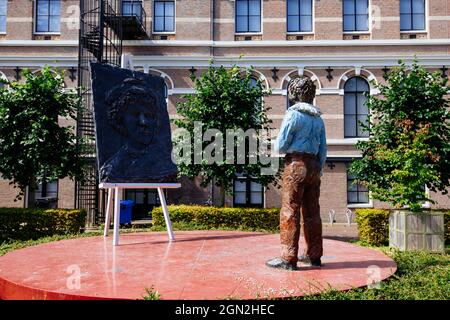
90 63 178 183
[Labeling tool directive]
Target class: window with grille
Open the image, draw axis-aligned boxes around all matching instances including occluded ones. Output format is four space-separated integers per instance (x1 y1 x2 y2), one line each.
36 0 61 33
287 0 313 33
233 175 264 207
400 0 425 31
344 76 370 138
154 1 175 32
343 0 369 32
347 166 369 204
235 0 261 33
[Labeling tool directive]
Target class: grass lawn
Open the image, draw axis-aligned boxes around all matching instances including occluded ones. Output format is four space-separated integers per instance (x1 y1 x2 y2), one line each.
1 223 448 300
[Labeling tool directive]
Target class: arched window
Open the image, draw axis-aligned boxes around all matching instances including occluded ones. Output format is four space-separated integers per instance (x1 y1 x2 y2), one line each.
344 76 369 138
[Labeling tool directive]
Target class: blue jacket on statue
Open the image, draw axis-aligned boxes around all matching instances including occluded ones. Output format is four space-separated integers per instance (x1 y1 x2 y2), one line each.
276 102 327 174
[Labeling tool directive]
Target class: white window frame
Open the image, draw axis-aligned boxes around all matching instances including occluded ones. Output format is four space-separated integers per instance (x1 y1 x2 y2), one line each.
152 0 176 35
286 0 315 35
235 0 263 35
33 0 62 35
399 0 428 34
342 0 372 35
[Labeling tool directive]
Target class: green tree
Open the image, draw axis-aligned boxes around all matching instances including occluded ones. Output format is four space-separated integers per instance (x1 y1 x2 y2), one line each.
174 62 278 206
0 67 87 207
350 60 450 212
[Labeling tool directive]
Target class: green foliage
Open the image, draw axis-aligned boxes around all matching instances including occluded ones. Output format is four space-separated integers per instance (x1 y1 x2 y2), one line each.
174 62 278 198
0 67 88 200
300 248 450 300
355 209 390 246
350 60 450 212
0 208 86 243
151 205 280 232
142 286 161 300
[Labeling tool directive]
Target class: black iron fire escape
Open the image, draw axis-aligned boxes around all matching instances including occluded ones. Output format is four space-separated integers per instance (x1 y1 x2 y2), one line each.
77 0 149 226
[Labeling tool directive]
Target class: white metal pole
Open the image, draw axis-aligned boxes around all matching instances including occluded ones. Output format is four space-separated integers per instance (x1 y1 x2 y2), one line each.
113 187 122 246
157 187 174 241
103 188 113 237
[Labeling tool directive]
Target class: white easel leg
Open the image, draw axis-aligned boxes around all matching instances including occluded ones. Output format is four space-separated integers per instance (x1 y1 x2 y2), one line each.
157 187 174 241
103 188 113 237
113 187 122 246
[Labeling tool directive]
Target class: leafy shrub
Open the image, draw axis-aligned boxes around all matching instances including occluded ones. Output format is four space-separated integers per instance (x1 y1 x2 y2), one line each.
355 209 390 246
0 208 86 243
151 205 279 231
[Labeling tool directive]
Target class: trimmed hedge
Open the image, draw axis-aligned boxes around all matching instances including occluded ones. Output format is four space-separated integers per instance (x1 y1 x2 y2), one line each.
151 205 280 231
355 209 390 246
0 208 86 243
356 209 450 246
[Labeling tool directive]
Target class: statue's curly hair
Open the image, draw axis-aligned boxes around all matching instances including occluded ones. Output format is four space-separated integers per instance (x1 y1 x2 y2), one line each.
105 78 158 136
288 77 316 104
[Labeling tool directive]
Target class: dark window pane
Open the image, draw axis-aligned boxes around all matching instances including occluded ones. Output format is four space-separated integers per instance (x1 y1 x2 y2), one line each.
249 0 260 15
356 77 369 91
0 15 5 33
400 0 411 14
49 1 60 15
348 181 358 191
412 13 425 30
348 192 358 203
234 180 246 192
287 16 300 32
165 16 174 31
345 77 357 91
49 16 60 32
236 16 247 32
400 13 411 30
343 15 355 31
234 192 246 204
250 181 262 192
236 0 248 16
36 17 48 32
154 17 164 31
154 2 164 16
356 93 368 114
343 0 355 14
357 115 370 137
344 94 356 114
165 1 175 17
355 0 368 14
345 115 357 137
355 14 368 31
38 1 49 15
248 16 260 32
250 192 262 204
300 0 312 15
288 0 299 15
412 0 425 14
300 15 312 31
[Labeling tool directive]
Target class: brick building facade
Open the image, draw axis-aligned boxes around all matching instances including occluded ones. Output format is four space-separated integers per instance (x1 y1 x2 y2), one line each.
0 0 449 223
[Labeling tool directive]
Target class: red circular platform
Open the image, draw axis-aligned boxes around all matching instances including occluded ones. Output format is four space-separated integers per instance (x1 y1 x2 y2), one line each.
0 231 396 300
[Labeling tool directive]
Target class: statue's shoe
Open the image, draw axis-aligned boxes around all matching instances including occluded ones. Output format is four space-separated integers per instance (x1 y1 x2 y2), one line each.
298 255 322 267
265 258 298 271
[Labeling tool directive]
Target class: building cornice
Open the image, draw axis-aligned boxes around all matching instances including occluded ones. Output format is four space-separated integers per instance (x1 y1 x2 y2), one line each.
0 54 448 69
1 38 450 48
123 39 450 47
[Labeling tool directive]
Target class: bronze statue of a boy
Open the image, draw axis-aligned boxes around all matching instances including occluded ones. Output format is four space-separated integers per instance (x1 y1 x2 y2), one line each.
266 78 327 271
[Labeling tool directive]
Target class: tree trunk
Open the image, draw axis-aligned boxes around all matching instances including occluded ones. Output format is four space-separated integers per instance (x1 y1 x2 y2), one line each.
219 183 226 207
27 176 37 208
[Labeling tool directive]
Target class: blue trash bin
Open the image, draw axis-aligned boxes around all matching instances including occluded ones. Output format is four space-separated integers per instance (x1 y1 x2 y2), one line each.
120 200 134 225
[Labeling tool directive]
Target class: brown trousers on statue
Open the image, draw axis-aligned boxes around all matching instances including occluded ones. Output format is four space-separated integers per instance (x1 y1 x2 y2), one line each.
280 152 323 263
